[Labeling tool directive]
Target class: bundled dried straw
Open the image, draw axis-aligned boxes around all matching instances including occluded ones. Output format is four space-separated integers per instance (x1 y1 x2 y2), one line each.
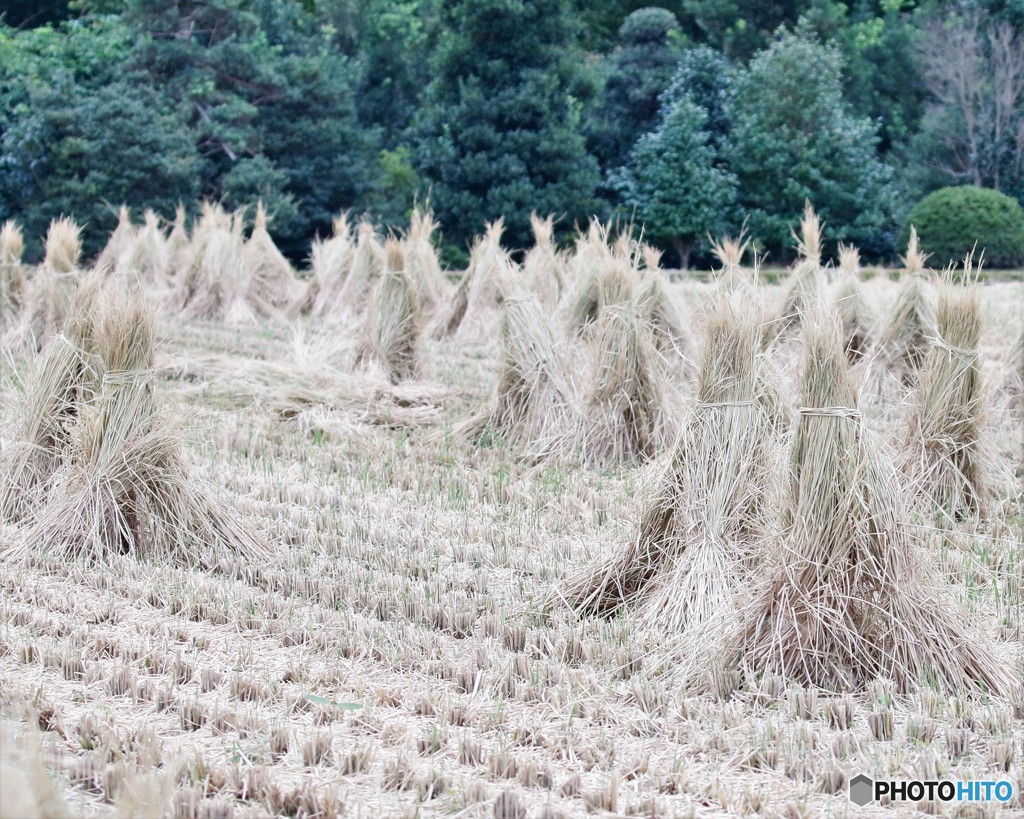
640 243 663 273
902 224 929 275
905 271 986 520
296 212 353 319
126 209 171 284
356 242 421 383
709 227 753 291
832 243 871 363
166 205 190 277
773 202 824 336
337 220 385 314
22 217 83 346
245 201 299 308
0 275 104 523
633 266 691 360
877 229 937 383
0 722 70 819
562 293 783 636
574 303 669 467
95 206 136 274
563 243 634 335
436 219 510 339
178 206 277 325
460 282 572 452
404 206 446 313
5 279 271 568
1 220 25 327
717 308 1012 695
523 213 565 308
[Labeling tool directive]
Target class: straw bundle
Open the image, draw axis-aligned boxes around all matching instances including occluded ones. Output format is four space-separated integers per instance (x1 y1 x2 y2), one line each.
832 244 871 363
0 220 25 326
436 220 510 339
876 271 937 384
356 243 421 383
718 308 1011 695
179 209 275 325
905 278 986 520
245 201 299 308
774 202 824 335
563 252 635 336
337 220 385 314
166 205 190 277
95 206 136 274
0 723 70 819
640 243 663 272
633 268 691 360
523 213 564 307
0 275 104 523
709 228 753 291
126 209 171 284
563 219 613 294
43 216 83 274
404 206 446 313
563 294 783 635
902 225 929 275
1015 326 1024 385
5 282 271 568
460 283 572 451
296 212 353 319
575 303 668 467
22 218 83 345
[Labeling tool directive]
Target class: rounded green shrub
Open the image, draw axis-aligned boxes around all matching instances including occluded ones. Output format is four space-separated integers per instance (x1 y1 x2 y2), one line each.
901 186 1024 269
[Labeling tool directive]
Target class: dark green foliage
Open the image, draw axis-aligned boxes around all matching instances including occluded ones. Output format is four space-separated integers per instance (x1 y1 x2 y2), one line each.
902 186 1024 269
255 46 377 257
0 17 197 258
682 0 813 58
833 1 924 155
659 45 732 152
725 26 896 260
1 0 70 27
613 95 736 267
0 0 1017 266
413 0 600 251
586 7 683 171
353 0 440 139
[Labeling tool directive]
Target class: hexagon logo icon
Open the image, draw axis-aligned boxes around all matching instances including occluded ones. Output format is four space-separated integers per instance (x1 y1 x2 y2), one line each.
849 774 874 806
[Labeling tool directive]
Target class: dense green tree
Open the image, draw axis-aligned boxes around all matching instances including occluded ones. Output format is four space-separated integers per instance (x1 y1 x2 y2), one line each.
682 0 815 58
0 16 199 257
585 8 683 172
658 44 733 151
250 37 378 255
613 95 736 267
124 0 376 254
901 185 1024 268
725 26 897 259
831 0 924 156
413 0 600 251
352 0 441 140
572 0 690 48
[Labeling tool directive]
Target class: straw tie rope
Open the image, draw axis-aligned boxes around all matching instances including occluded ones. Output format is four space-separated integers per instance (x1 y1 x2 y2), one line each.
925 336 978 362
102 369 157 386
798 406 862 420
696 399 756 409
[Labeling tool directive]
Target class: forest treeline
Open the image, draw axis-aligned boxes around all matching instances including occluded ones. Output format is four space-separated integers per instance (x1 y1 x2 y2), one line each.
1 0 1022 266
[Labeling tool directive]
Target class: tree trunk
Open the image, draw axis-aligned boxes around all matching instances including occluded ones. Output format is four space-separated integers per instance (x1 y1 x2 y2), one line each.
669 238 692 271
